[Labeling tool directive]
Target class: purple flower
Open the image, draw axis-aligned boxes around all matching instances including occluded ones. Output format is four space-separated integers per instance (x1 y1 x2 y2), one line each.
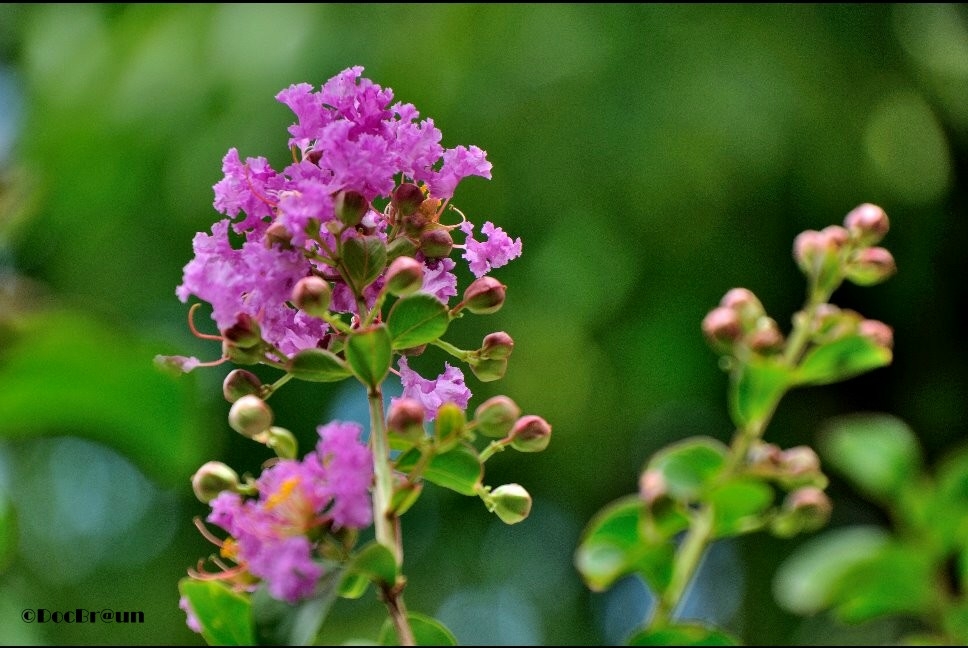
213 149 286 234
460 221 523 278
395 357 472 420
316 421 373 529
419 257 458 304
431 145 492 200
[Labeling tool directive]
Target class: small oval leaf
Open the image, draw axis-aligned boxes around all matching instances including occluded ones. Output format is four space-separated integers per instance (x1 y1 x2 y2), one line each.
387 294 450 349
648 437 728 502
795 334 892 386
179 578 256 646
729 357 791 427
342 235 387 291
345 325 392 389
287 348 352 382
346 541 398 587
709 478 774 538
396 444 482 496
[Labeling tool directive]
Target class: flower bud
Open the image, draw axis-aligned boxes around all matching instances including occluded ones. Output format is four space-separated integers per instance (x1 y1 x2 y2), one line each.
470 357 508 382
509 415 552 452
810 304 861 343
719 288 764 325
481 332 515 360
222 339 262 365
223 313 262 349
335 190 367 227
191 461 239 503
419 228 454 259
747 317 784 354
793 228 845 284
387 398 427 440
392 183 424 217
488 484 532 524
265 221 294 249
474 396 521 438
292 276 332 316
786 487 832 532
385 256 424 297
402 211 429 237
462 277 507 315
223 369 263 402
858 319 894 349
702 306 742 350
779 446 821 477
844 203 889 246
228 395 273 439
845 247 896 286
638 469 667 506
265 426 298 459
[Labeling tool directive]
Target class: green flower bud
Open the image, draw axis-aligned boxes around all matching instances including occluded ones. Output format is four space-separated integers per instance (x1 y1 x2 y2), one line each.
474 395 521 438
844 203 889 246
292 276 332 316
786 487 832 532
265 426 297 460
462 277 507 315
419 228 454 259
470 357 508 382
335 190 368 227
222 339 263 365
794 227 848 289
487 484 532 524
387 398 426 440
229 395 273 439
719 288 764 325
392 183 424 217
480 332 514 360
385 256 424 296
191 461 239 503
223 313 262 349
509 415 552 453
222 369 263 403
845 247 896 286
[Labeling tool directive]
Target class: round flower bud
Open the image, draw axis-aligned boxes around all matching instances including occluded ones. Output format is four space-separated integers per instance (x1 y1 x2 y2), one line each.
335 190 367 227
419 228 454 259
747 317 785 354
265 221 294 250
402 211 429 237
191 461 239 503
481 332 515 360
786 487 832 532
702 306 742 350
392 183 424 217
223 369 263 403
387 398 427 440
223 313 262 349
385 256 424 296
470 357 508 382
845 247 896 286
638 469 667 506
779 446 821 477
228 395 273 439
265 426 298 460
509 415 552 452
474 395 521 438
488 484 532 525
858 319 894 349
292 276 332 316
462 277 507 315
719 288 764 326
844 203 889 246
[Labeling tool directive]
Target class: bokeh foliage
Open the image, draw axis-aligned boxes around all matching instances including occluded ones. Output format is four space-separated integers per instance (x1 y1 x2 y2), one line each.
0 4 966 645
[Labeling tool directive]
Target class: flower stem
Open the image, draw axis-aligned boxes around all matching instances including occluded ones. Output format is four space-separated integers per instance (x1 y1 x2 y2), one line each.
367 387 416 646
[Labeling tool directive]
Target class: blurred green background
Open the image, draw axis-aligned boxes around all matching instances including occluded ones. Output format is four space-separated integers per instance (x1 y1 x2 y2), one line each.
0 4 966 645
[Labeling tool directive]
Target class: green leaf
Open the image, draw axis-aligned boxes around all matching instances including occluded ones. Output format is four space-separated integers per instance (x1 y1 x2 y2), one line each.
648 437 728 502
179 578 255 646
378 612 458 646
0 496 15 574
773 526 889 615
396 444 482 496
251 570 341 646
820 414 921 503
729 357 791 427
342 235 387 291
575 495 678 593
709 478 774 538
627 623 740 645
387 294 450 349
345 325 392 389
337 573 370 600
287 348 352 382
345 541 398 587
794 334 892 386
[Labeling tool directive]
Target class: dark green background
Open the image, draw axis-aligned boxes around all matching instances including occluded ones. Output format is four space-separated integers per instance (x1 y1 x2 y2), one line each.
1 4 965 645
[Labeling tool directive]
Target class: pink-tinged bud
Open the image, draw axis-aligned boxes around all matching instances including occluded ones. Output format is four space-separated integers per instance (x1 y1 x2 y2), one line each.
719 288 764 325
191 461 239 503
844 203 889 246
819 225 850 248
385 256 424 296
810 304 860 343
509 415 552 453
223 313 262 349
266 221 294 249
786 487 832 532
470 357 508 382
392 183 424 217
223 369 263 402
794 226 849 286
387 398 426 439
747 318 785 354
462 277 507 315
702 306 742 349
845 247 896 286
419 228 454 259
228 395 273 438
292 276 332 316
639 469 667 506
402 211 429 237
481 331 515 360
474 395 521 438
780 446 821 476
335 190 367 227
747 441 783 470
859 319 894 349
487 484 532 524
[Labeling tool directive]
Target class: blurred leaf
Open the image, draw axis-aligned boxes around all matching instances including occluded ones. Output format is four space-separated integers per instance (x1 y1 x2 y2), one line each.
820 415 922 503
336 572 369 600
395 444 482 496
179 578 255 646
287 348 352 382
342 235 387 291
794 334 892 386
0 496 14 574
648 437 728 502
252 570 341 647
729 358 791 427
627 623 740 645
943 600 968 645
387 294 450 350
345 325 392 390
345 541 398 587
0 311 206 484
709 478 774 538
378 612 457 646
773 526 889 615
